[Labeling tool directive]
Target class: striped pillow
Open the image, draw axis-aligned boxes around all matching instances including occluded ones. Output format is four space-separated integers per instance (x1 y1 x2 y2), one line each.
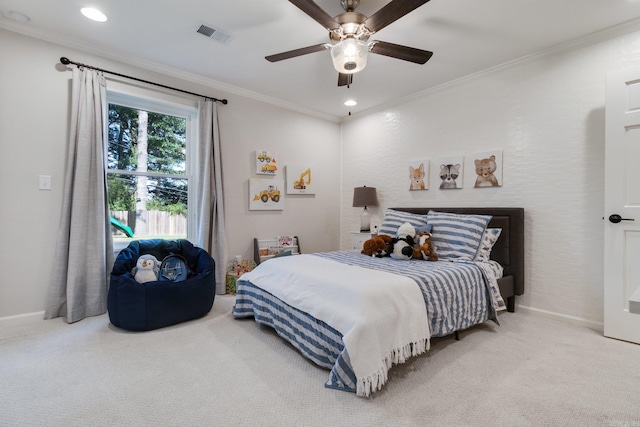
426 210 492 261
379 209 430 237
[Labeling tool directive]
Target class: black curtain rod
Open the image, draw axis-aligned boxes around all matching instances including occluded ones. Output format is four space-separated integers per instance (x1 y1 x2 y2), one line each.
59 57 228 105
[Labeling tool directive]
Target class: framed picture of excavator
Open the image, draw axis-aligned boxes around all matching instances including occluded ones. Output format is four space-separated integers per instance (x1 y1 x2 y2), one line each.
286 165 314 195
249 178 284 211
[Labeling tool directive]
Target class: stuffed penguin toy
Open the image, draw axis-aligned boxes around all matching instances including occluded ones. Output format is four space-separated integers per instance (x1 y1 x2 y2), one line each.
132 254 160 283
390 222 416 260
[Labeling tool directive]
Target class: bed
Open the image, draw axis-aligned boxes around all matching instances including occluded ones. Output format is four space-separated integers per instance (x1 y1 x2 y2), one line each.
233 207 524 396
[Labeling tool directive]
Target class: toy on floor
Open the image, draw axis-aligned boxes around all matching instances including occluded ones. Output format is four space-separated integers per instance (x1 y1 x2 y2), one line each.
131 254 160 283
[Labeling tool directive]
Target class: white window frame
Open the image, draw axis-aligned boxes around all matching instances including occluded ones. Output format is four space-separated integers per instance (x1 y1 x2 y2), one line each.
106 90 198 252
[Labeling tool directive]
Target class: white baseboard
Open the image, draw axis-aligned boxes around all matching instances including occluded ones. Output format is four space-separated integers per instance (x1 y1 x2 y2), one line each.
0 304 605 332
0 311 45 327
517 304 604 333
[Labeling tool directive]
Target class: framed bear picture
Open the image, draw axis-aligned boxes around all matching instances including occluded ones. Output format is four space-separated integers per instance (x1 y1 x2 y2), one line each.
472 150 503 188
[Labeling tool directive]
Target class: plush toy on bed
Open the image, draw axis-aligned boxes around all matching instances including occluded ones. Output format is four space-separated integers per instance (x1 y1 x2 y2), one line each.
131 254 160 283
390 222 416 260
413 232 438 261
361 234 393 257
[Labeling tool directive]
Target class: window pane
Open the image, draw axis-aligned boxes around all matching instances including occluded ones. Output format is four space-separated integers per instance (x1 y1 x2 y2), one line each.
107 105 137 171
107 104 186 175
108 174 188 242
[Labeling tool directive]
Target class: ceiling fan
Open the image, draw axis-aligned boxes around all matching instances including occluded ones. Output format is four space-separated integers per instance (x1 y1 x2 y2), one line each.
266 0 434 86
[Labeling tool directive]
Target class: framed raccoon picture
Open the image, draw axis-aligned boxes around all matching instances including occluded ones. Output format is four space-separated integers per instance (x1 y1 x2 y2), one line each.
437 156 464 190
472 150 503 188
408 160 430 191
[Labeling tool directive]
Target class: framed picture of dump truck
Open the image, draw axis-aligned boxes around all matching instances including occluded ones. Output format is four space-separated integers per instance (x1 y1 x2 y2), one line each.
249 178 284 211
255 150 278 175
286 164 314 194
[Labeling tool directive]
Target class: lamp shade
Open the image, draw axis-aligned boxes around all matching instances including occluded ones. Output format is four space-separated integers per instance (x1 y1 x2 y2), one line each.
352 186 378 207
331 38 368 74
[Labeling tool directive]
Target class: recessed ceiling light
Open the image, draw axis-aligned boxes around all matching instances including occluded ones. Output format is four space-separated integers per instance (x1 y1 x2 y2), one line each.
344 99 357 107
7 10 30 23
81 7 107 22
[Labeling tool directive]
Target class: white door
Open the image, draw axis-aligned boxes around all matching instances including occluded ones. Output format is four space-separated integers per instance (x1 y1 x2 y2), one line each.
604 66 640 344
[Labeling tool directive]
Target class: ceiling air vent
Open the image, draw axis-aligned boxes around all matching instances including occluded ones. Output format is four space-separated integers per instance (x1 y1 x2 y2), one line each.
196 24 232 44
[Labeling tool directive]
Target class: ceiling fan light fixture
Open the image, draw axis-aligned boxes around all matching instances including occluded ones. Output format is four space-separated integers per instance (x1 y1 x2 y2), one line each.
331 38 368 74
341 21 360 35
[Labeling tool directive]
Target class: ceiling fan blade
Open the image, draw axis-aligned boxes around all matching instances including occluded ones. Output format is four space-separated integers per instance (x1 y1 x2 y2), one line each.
369 41 433 64
364 0 430 33
266 44 331 62
289 0 341 31
338 73 353 87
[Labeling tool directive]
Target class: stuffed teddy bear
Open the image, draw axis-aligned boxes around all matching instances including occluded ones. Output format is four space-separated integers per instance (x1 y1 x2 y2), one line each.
390 222 416 260
361 234 392 257
413 232 438 261
131 254 160 283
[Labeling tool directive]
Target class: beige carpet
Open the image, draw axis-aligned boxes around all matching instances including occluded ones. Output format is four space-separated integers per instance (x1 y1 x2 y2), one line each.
1 295 639 427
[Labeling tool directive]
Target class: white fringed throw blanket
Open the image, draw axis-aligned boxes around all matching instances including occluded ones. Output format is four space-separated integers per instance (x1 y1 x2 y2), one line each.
240 254 431 396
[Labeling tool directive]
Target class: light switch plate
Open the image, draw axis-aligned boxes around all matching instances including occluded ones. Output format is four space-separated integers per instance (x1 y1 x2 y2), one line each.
39 175 51 190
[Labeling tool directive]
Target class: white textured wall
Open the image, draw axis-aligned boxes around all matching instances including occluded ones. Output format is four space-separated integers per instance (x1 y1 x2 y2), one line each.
0 29 341 318
341 27 640 326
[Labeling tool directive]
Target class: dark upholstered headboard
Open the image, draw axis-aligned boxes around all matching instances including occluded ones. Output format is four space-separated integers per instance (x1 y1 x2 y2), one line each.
391 207 525 304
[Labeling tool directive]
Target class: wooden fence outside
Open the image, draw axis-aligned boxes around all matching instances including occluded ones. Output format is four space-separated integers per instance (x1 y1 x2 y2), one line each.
111 210 187 237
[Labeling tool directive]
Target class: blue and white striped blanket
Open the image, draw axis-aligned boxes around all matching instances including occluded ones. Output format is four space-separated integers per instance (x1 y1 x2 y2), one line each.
233 251 502 396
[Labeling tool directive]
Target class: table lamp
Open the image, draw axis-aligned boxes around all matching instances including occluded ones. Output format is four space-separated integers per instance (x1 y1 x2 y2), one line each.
352 186 378 232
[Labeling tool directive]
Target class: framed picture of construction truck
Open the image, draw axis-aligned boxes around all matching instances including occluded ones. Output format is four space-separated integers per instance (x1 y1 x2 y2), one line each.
286 164 314 194
249 178 284 210
255 150 278 176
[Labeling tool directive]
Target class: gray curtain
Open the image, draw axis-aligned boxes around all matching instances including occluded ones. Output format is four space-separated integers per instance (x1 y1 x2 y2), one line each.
195 100 228 294
44 67 114 322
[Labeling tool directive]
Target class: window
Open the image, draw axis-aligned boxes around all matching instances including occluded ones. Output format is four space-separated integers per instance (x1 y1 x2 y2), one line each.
106 92 197 248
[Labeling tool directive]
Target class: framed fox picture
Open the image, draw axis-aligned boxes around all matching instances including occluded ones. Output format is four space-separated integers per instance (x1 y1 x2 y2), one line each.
408 160 429 191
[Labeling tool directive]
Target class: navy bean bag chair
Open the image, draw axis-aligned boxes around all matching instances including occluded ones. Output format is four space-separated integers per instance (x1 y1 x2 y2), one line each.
108 239 215 331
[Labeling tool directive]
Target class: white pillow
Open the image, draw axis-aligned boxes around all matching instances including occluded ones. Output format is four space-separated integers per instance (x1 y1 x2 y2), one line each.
474 228 502 262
